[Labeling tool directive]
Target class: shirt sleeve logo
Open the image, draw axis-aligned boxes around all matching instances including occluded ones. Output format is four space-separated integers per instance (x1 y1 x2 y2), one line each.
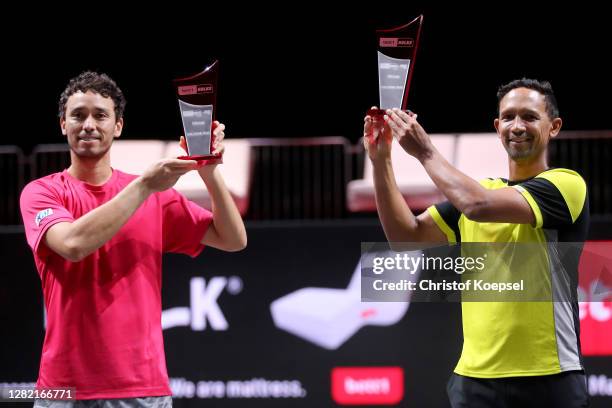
35 208 54 226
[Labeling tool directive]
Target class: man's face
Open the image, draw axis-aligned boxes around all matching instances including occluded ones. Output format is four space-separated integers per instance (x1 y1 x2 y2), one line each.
60 90 123 158
494 87 561 162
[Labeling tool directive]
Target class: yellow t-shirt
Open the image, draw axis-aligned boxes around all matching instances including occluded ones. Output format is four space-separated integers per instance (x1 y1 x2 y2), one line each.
427 168 589 378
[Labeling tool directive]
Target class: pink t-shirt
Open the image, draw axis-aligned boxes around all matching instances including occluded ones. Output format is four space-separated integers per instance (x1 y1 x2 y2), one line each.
19 169 213 399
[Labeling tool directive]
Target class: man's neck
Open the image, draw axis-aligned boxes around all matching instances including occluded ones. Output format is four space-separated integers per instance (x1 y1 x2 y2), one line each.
508 154 549 182
67 153 113 186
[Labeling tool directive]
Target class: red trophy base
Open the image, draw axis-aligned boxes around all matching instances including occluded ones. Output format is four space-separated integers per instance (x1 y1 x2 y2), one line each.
367 108 412 118
178 154 223 165
367 108 386 118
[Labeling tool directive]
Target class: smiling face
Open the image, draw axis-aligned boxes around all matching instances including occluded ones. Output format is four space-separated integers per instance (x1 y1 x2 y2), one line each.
494 87 561 162
60 90 123 158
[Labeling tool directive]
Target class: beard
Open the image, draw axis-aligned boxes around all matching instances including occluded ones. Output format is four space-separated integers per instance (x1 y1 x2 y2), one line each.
502 135 538 161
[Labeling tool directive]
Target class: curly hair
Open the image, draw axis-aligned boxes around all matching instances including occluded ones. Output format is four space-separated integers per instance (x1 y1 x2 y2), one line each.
497 78 559 119
58 71 126 120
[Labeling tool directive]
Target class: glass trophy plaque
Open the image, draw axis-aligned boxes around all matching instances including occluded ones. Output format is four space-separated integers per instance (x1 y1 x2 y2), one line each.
173 60 221 160
368 15 423 118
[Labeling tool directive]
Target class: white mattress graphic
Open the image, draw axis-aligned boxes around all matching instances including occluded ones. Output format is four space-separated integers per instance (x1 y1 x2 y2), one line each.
270 252 419 350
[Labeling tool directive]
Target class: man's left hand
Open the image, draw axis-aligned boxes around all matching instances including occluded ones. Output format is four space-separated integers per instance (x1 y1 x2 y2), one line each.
179 121 226 178
385 109 434 162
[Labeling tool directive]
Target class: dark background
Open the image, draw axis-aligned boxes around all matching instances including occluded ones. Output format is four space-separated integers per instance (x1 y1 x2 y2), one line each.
4 6 610 154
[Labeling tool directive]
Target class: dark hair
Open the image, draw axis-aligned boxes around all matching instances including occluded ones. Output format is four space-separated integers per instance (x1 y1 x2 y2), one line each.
58 71 126 120
496 78 559 119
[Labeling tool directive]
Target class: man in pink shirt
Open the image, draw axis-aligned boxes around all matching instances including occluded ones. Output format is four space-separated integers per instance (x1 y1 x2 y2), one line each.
20 71 247 407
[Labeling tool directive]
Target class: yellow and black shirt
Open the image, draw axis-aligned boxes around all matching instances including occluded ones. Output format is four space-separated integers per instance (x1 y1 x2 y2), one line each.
427 168 589 378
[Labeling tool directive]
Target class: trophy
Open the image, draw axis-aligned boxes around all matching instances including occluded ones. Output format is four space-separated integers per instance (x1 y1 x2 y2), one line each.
173 60 221 161
368 15 423 118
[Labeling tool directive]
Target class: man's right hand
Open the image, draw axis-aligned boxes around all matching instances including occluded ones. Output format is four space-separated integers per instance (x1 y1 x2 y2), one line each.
139 158 199 193
363 106 393 164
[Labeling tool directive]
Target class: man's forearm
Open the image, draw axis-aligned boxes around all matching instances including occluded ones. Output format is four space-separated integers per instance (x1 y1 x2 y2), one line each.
50 178 152 261
373 159 422 242
200 168 247 250
421 150 488 216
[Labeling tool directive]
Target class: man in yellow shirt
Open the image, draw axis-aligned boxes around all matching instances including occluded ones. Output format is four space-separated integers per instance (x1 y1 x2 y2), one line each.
364 79 589 407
